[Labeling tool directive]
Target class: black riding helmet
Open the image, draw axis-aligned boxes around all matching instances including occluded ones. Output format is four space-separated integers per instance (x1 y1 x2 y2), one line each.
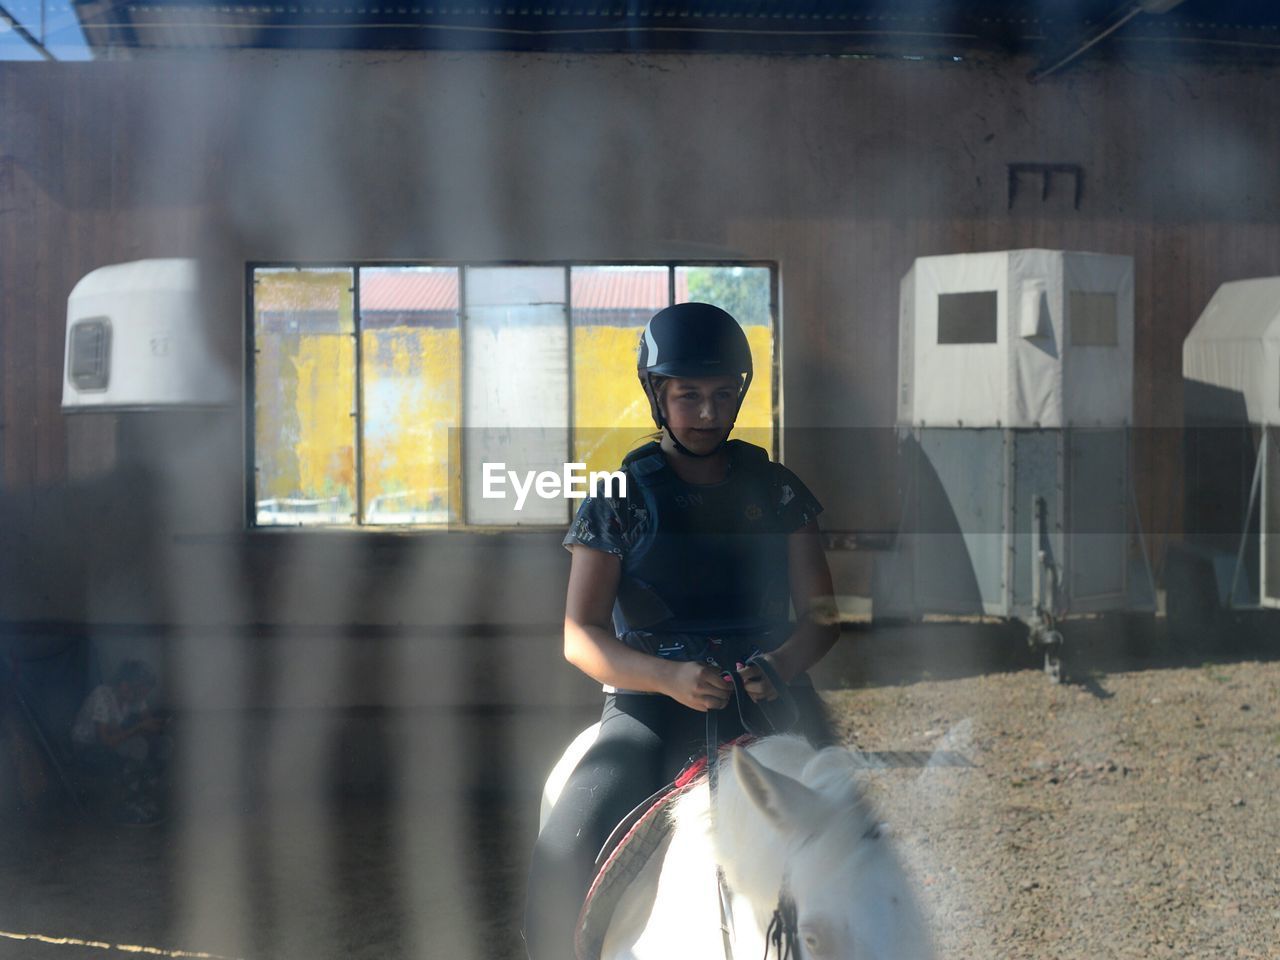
637 302 754 458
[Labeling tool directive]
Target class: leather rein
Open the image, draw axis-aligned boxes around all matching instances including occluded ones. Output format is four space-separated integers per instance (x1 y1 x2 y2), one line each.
705 653 802 960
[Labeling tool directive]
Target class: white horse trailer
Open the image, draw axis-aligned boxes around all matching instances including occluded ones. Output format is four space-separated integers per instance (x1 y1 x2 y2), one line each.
1179 277 1280 614
62 258 233 412
874 250 1156 681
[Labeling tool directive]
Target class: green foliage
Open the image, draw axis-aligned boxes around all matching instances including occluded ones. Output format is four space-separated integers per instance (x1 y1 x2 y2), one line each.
1200 662 1230 684
684 267 772 326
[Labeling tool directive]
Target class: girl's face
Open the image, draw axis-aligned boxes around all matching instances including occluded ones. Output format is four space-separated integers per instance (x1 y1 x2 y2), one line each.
660 375 741 454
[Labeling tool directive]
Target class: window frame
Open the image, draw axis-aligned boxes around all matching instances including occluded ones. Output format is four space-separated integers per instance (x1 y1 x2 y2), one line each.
244 260 780 532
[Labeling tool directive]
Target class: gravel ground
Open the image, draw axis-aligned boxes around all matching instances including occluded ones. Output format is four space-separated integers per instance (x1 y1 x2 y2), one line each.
4 654 1278 960
824 659 1280 960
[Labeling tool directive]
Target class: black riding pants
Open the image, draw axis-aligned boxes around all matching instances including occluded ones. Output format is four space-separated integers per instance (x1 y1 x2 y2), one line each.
522 684 834 960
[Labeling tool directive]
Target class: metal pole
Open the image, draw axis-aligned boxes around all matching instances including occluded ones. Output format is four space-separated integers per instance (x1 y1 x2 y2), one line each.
0 1 56 60
1028 5 1142 82
352 270 364 524
1032 497 1043 615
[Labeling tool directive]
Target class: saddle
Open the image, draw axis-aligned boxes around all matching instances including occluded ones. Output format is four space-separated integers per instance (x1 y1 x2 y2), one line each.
574 658 796 960
573 745 738 960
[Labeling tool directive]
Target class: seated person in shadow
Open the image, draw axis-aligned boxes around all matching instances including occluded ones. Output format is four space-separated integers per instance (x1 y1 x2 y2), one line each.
70 659 171 820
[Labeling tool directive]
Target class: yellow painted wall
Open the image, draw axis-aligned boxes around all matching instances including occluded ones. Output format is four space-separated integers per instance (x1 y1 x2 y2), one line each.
255 333 356 507
572 324 774 475
360 327 460 521
253 270 358 514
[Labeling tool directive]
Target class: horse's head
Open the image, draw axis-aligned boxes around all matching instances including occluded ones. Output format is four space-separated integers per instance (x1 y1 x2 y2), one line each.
731 746 934 960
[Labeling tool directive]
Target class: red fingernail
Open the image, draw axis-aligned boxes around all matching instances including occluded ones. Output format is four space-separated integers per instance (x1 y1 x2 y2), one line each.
735 661 745 670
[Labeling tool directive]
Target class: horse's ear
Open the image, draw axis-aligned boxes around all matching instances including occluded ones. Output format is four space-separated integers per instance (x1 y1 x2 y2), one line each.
732 747 827 834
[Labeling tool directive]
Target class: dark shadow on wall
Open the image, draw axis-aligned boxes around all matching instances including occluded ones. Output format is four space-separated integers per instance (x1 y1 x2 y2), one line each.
0 454 178 815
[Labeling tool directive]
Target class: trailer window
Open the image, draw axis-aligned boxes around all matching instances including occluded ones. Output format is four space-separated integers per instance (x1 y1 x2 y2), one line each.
937 291 998 344
1070 291 1118 346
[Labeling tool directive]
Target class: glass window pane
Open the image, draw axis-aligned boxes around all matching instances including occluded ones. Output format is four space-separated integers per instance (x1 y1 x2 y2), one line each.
571 266 670 475
360 267 460 525
676 265 775 454
463 266 570 526
253 268 356 526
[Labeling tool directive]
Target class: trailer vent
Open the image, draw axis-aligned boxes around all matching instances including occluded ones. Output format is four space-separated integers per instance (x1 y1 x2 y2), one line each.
68 318 112 391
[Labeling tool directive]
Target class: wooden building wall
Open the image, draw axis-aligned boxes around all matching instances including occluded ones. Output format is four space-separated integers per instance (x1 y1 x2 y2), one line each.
2 51 1279 637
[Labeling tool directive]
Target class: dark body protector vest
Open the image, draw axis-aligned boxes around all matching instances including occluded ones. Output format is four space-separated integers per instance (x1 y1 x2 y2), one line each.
613 439 793 668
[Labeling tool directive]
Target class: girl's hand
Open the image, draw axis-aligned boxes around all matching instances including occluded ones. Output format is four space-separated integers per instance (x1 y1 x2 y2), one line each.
735 657 780 703
663 661 733 712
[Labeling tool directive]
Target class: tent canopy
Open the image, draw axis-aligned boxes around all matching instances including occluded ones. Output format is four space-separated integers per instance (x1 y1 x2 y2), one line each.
1184 277 1280 426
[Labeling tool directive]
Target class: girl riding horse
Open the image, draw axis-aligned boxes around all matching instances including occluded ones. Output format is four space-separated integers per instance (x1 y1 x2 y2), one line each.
523 301 842 960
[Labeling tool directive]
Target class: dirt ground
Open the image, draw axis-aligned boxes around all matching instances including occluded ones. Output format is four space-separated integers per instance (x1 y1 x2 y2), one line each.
3 640 1279 960
825 658 1280 960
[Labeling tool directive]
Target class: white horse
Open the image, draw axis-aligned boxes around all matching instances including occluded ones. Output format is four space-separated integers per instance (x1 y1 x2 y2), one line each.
541 727 935 960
